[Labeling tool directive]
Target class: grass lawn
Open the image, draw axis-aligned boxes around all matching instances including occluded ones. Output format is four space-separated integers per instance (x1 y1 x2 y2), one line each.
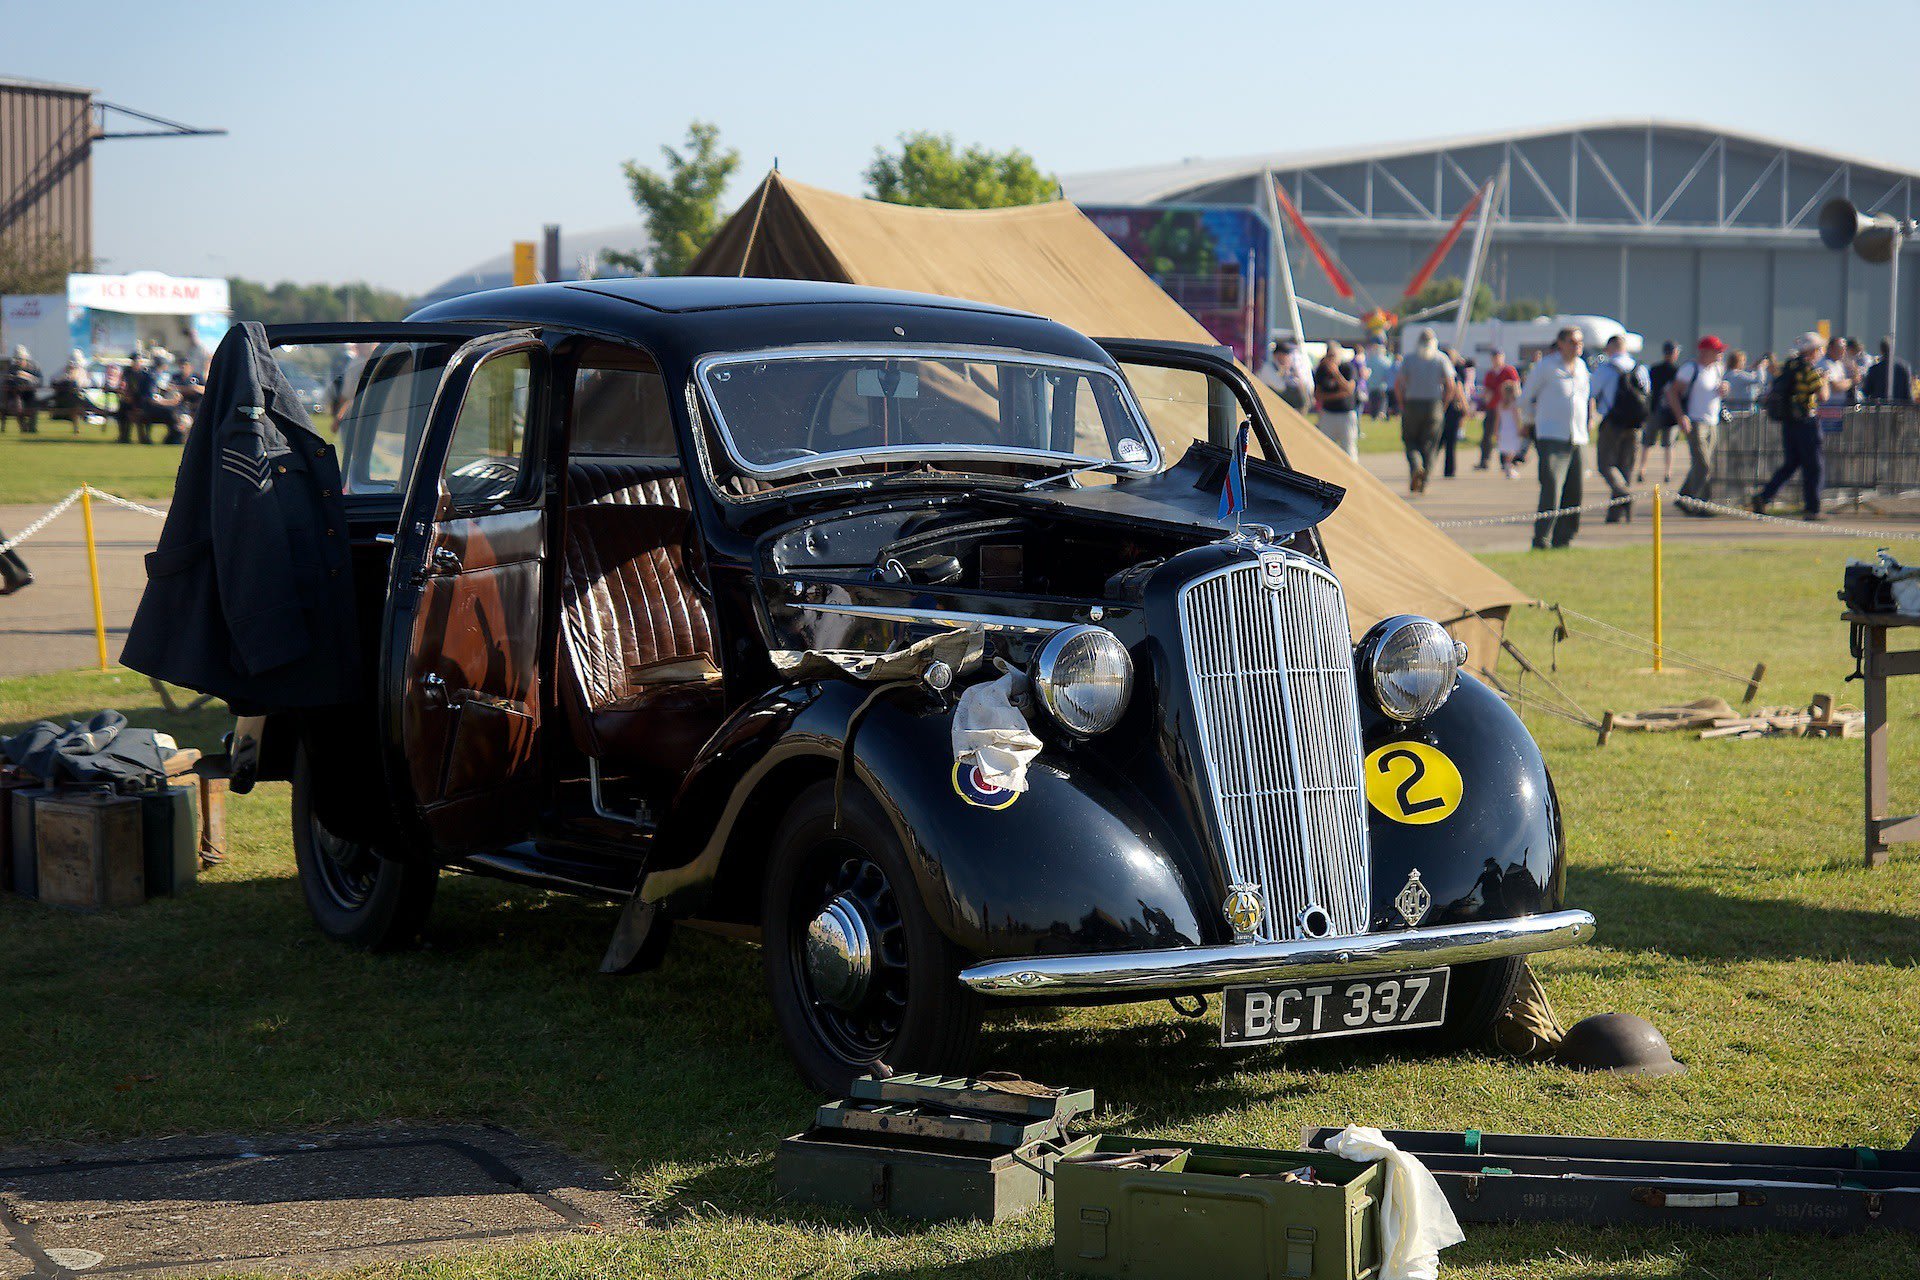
0 419 185 505
4 539 1919 1278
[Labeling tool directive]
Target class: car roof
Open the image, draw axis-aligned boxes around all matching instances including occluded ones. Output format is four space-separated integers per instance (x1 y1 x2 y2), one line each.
408 276 1114 368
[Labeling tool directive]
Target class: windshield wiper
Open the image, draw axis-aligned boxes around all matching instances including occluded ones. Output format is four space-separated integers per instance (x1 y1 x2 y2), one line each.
1021 459 1134 490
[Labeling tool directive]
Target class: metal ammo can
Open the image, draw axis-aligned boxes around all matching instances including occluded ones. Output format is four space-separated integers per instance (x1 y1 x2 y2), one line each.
1054 1136 1385 1279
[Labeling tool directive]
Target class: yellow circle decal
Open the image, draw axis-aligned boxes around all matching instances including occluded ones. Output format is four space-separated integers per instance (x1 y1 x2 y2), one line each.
1363 742 1463 825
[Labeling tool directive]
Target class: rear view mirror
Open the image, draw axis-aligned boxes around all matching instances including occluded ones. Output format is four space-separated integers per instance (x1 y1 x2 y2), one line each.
855 368 919 400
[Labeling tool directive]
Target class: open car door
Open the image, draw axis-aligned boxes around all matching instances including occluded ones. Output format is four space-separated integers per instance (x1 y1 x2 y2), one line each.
1097 338 1337 556
374 332 552 856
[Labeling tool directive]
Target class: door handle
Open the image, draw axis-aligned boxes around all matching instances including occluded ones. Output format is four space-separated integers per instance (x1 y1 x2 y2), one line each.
429 546 463 575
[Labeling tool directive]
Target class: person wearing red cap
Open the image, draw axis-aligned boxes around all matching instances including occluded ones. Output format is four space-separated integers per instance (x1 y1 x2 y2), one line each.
1670 335 1728 514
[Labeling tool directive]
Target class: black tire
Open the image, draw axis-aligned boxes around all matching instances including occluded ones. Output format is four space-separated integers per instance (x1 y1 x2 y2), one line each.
291 749 436 951
762 781 982 1095
1422 955 1526 1052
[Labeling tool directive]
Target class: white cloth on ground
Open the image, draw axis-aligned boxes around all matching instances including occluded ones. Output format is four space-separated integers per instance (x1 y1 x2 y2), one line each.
1320 1125 1464 1280
951 670 1042 792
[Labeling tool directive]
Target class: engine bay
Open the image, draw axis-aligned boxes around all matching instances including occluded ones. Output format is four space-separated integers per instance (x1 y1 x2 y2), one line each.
763 501 1211 601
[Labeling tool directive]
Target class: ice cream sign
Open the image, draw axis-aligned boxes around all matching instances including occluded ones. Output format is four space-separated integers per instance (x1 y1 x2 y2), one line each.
68 272 230 316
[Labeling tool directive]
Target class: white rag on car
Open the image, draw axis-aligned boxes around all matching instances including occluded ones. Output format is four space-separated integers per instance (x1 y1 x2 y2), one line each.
951 670 1042 792
1320 1125 1464 1280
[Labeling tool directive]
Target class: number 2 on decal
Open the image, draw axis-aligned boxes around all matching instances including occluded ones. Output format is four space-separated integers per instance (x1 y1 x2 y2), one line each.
1362 741 1463 825
1376 748 1445 815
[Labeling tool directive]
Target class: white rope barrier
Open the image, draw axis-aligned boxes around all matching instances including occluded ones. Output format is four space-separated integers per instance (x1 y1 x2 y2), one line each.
0 485 166 556
1431 491 1647 529
83 486 169 519
0 487 84 555
1429 489 1920 538
1672 494 1920 539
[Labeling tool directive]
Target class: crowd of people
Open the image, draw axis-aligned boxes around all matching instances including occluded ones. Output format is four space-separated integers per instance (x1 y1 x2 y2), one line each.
0 345 205 445
1261 323 1917 549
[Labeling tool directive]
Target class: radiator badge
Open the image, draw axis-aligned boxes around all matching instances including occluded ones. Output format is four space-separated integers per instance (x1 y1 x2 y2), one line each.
1394 870 1432 928
1257 550 1288 590
1223 885 1265 939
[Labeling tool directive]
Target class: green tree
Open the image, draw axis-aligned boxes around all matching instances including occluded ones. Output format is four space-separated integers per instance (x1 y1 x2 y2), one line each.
1493 296 1556 321
227 279 413 324
605 121 740 277
0 232 89 296
1401 275 1495 324
864 132 1057 209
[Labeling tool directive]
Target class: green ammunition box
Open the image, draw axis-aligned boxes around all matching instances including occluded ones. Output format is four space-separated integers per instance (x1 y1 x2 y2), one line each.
776 1128 1060 1224
141 782 199 896
1054 1135 1384 1280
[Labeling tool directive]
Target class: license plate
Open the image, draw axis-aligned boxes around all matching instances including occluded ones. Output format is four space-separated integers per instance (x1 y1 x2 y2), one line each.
1221 967 1450 1047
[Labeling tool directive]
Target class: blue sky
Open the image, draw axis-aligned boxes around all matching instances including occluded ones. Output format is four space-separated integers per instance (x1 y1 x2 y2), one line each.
16 0 1919 293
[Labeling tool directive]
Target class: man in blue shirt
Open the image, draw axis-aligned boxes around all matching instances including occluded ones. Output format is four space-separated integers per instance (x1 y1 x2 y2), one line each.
1590 335 1649 522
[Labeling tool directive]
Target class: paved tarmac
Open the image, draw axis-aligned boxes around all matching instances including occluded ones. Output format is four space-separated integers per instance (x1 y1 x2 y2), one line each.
1354 441 1920 554
4 450 1920 680
0 498 168 678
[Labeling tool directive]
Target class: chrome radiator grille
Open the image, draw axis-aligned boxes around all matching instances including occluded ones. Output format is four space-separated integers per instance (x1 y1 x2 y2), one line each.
1179 551 1371 941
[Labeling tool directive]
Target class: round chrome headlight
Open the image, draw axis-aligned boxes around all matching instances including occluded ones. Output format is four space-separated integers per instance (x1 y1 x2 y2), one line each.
1358 615 1463 722
1032 625 1134 737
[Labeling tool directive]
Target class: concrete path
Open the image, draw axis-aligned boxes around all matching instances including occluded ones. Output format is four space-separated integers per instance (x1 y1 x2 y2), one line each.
1354 444 1920 554
0 498 167 678
0 1126 631 1277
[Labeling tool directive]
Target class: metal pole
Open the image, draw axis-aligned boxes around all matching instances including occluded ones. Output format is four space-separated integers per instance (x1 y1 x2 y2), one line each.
1452 167 1503 350
1889 234 1902 396
1651 484 1664 673
1262 170 1308 345
80 486 108 671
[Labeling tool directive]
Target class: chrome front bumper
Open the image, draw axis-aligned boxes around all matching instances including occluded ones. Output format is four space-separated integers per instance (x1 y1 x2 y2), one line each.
957 910 1595 998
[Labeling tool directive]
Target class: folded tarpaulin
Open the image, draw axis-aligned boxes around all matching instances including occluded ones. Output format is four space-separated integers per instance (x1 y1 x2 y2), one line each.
2 710 175 791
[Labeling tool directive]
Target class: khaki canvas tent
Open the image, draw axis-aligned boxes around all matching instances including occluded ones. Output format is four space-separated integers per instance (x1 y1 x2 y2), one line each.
689 173 1526 666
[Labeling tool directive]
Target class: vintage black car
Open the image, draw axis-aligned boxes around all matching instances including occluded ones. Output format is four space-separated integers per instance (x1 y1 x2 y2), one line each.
247 278 1592 1092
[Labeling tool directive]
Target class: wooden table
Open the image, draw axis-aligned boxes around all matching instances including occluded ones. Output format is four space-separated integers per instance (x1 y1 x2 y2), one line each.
1847 611 1920 866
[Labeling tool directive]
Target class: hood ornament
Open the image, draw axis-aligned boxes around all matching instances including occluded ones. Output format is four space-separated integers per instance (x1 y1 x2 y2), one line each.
1395 869 1432 928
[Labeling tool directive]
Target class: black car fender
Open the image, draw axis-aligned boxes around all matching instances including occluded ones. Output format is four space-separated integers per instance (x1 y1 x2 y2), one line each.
1360 674 1564 931
643 678 1208 960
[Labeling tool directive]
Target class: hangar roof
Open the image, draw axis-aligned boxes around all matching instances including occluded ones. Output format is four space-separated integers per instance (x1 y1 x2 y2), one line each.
1062 118 1920 207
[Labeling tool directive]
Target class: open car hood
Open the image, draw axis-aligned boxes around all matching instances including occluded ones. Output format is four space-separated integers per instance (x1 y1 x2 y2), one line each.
1016 440 1343 536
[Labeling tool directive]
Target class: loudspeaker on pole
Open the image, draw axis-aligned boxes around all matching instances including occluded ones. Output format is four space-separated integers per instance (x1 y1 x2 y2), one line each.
1819 198 1906 264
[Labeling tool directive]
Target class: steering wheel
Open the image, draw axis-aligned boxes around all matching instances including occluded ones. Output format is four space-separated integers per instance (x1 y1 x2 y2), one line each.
762 447 821 462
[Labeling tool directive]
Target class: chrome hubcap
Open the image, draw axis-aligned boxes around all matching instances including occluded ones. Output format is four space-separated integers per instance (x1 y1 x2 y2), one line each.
805 894 874 1011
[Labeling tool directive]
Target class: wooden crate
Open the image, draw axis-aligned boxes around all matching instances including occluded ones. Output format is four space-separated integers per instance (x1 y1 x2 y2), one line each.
35 793 145 909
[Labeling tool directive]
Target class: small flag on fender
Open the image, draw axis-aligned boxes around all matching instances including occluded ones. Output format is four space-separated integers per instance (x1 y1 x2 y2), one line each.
1218 419 1250 523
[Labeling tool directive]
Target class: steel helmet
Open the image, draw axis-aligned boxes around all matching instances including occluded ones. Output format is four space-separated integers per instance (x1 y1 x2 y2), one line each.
1554 1013 1685 1077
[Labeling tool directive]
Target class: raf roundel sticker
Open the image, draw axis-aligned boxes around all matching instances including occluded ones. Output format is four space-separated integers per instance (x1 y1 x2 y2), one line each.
952 760 1020 810
1363 742 1463 825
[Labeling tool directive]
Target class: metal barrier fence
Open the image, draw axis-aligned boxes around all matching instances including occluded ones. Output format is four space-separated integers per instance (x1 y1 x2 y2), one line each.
1717 405 1920 499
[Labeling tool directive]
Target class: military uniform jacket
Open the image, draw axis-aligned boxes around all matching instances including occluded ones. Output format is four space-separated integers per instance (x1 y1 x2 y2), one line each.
122 323 359 714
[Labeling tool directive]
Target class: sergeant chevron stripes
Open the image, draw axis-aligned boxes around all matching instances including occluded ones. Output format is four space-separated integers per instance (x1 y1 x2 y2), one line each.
220 445 272 491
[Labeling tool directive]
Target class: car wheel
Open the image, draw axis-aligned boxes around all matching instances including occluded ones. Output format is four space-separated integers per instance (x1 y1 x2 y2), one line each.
762 781 982 1095
1422 955 1526 1052
291 749 436 951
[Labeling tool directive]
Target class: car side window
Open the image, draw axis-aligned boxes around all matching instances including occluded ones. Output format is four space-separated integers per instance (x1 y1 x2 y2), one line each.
570 343 676 459
1121 362 1268 462
442 350 532 504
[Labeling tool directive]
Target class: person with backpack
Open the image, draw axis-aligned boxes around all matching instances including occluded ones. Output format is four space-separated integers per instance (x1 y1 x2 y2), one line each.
1638 340 1681 483
1752 332 1835 521
1671 335 1728 515
1591 334 1649 522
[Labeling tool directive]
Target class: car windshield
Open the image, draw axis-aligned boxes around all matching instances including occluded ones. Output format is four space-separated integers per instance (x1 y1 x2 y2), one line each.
697 347 1159 490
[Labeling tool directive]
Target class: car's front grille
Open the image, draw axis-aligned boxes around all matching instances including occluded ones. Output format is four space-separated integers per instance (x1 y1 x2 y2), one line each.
1178 550 1371 941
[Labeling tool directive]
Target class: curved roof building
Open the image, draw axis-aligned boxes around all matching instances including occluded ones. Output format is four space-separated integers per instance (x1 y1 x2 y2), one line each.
1064 119 1918 356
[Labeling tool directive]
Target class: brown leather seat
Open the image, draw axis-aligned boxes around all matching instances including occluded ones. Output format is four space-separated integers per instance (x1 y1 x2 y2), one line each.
558 463 724 776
